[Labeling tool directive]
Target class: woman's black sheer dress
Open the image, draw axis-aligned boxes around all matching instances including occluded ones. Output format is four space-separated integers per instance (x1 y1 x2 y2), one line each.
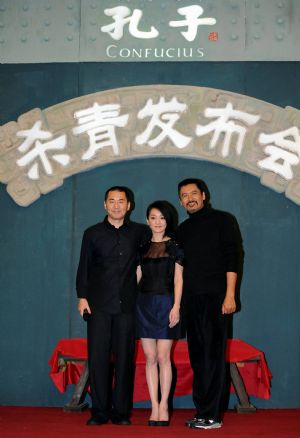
136 239 184 339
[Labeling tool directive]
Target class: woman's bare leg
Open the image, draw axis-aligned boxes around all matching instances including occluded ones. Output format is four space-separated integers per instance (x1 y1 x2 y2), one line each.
141 338 159 421
157 339 173 421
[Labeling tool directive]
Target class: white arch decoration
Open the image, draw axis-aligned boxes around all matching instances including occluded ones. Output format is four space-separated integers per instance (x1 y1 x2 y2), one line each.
0 85 299 206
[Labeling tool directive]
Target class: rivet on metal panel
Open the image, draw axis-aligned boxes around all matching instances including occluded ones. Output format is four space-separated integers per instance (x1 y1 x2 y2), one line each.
231 18 237 24
21 20 28 27
0 37 5 43
231 34 238 40
68 20 73 26
67 35 73 41
254 33 261 40
21 36 27 42
45 3 51 10
44 20 51 27
277 18 284 25
67 3 74 10
90 2 97 9
22 4 29 12
90 20 96 26
0 22 4 28
44 36 50 42
276 32 284 40
0 5 6 12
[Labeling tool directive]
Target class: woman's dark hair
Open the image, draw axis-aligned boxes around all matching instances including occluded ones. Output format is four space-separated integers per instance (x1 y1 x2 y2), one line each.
146 200 178 237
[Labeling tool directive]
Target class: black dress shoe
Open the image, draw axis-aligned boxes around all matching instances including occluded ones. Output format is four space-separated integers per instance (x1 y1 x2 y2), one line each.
86 417 108 426
111 419 131 425
148 420 158 426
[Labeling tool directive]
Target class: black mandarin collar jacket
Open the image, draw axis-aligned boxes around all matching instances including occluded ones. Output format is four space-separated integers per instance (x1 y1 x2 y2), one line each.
76 216 147 313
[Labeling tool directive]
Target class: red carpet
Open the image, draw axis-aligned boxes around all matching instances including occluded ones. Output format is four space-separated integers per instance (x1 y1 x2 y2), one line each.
0 408 299 438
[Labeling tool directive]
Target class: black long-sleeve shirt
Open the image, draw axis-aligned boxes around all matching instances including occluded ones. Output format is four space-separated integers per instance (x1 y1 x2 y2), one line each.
76 217 147 313
177 207 239 296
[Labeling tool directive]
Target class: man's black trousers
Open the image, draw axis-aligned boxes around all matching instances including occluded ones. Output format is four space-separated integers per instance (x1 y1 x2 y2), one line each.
87 311 135 421
185 293 228 422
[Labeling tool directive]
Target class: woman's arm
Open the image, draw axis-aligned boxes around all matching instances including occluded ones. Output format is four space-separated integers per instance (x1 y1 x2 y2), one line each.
136 265 142 284
169 263 183 328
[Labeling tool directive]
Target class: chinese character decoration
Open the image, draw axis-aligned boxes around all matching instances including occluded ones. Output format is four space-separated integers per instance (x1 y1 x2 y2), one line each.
169 5 216 41
101 6 159 40
258 127 300 180
136 97 192 148
73 103 129 159
196 102 260 157
16 121 69 180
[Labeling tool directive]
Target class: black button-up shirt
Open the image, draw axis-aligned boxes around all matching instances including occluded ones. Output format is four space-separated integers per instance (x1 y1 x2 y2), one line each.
76 217 147 314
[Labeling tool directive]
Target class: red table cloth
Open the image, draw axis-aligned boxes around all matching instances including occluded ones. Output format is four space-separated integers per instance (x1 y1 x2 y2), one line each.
49 338 272 401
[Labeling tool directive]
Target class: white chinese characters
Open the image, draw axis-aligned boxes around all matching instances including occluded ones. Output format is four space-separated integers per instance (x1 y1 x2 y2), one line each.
169 5 216 42
16 121 69 180
136 97 191 148
258 127 300 180
14 99 300 187
101 5 216 41
101 6 159 40
196 102 260 157
73 103 129 159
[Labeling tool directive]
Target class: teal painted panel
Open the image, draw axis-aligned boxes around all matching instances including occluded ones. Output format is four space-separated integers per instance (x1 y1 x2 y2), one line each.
0 63 79 406
0 179 74 405
0 62 299 408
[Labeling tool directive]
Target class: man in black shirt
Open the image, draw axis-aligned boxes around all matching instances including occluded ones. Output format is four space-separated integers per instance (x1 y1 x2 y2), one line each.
76 186 146 426
177 178 239 430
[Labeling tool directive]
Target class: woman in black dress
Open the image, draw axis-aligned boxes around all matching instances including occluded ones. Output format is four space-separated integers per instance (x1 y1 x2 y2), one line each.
136 201 183 426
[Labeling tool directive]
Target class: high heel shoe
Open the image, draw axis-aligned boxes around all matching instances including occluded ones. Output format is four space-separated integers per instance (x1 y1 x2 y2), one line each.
148 420 158 426
157 420 169 426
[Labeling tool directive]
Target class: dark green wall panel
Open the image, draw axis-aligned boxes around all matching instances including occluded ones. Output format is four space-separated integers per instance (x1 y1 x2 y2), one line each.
0 62 299 408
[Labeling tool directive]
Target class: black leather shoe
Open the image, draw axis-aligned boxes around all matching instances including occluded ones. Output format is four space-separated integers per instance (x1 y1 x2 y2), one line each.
86 417 108 426
111 419 131 425
148 420 158 426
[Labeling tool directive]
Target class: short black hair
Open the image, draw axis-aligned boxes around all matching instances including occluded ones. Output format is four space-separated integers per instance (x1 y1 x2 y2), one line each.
104 186 131 202
146 200 178 237
178 178 211 206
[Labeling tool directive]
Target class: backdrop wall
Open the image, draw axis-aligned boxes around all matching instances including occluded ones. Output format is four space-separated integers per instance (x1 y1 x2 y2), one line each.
0 62 299 408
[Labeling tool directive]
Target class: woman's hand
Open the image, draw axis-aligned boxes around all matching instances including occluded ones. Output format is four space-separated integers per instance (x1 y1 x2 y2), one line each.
169 305 180 328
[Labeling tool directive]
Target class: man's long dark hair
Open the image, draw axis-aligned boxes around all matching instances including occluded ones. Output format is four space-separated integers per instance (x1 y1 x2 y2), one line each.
178 178 211 207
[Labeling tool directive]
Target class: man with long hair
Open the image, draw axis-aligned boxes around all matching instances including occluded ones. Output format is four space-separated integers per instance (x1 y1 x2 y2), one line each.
177 178 239 429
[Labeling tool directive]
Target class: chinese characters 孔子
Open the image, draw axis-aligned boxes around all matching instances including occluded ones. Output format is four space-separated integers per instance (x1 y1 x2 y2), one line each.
101 5 216 42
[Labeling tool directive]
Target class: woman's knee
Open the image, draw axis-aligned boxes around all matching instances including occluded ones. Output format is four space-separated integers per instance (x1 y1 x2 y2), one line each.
157 352 171 366
145 351 158 366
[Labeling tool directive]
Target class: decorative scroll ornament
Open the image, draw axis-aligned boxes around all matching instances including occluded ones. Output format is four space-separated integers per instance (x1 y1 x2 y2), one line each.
0 85 299 206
